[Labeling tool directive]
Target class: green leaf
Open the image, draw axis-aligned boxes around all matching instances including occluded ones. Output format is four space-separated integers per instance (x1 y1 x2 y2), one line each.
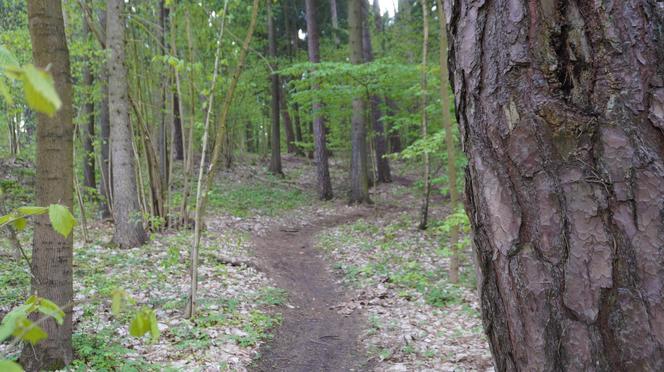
148 310 159 342
22 64 62 117
0 214 11 227
17 206 48 216
13 317 47 345
129 311 148 338
0 360 23 372
0 45 19 69
11 217 27 231
111 289 126 317
36 298 65 325
48 204 76 238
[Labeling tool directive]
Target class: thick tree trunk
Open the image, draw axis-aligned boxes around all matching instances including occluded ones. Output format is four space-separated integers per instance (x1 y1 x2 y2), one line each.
447 0 664 370
267 0 283 175
22 1 75 369
81 18 96 190
348 0 371 204
361 0 391 184
306 0 333 200
108 0 146 248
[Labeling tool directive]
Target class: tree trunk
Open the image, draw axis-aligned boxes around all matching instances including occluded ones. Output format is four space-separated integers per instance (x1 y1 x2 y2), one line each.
280 83 298 154
329 0 341 49
98 10 112 219
108 0 146 248
348 0 371 204
447 0 664 370
158 0 170 195
293 102 303 144
172 91 184 160
81 17 96 190
361 0 391 184
385 97 402 153
306 0 333 200
267 0 283 175
436 0 459 283
22 0 74 369
418 0 430 230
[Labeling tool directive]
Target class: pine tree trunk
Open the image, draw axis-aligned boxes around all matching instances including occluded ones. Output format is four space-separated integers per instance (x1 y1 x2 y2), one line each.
330 0 341 49
447 0 664 369
361 0 391 184
108 0 146 248
348 0 371 204
81 18 96 190
305 0 333 200
22 1 74 369
267 0 283 175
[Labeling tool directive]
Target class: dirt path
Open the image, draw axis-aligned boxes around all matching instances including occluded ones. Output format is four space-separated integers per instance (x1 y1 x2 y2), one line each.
250 208 375 372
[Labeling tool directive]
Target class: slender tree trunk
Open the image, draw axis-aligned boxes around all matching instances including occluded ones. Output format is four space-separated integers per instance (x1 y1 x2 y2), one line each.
362 0 391 183
158 0 170 200
385 98 402 153
22 1 74 369
108 0 146 248
329 0 341 49
280 83 298 154
172 92 184 160
448 0 664 370
436 0 459 283
293 102 303 144
98 11 112 219
267 0 283 175
348 0 371 204
306 0 333 200
418 0 430 229
81 17 96 190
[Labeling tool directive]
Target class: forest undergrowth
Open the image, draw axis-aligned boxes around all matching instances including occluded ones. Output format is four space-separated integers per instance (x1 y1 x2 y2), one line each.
1 155 490 371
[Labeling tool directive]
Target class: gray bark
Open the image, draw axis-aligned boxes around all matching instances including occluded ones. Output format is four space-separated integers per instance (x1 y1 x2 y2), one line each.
107 0 146 248
81 17 96 190
447 0 664 370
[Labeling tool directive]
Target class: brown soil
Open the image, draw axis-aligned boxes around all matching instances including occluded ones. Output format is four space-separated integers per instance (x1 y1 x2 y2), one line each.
250 207 377 372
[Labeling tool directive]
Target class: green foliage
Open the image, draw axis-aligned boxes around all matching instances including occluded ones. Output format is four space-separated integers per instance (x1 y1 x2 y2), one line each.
0 295 65 346
208 182 311 217
0 360 22 372
256 287 288 306
128 307 160 343
0 203 75 238
71 329 155 371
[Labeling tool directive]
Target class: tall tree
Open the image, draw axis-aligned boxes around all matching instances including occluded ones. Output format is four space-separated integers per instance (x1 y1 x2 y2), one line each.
435 0 459 282
329 0 341 49
267 0 283 175
97 10 112 219
305 0 333 200
417 0 430 229
348 0 371 204
361 0 391 184
22 0 74 369
448 0 664 369
81 16 96 190
107 0 146 248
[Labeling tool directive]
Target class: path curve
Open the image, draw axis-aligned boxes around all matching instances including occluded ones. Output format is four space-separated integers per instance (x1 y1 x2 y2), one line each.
250 208 374 372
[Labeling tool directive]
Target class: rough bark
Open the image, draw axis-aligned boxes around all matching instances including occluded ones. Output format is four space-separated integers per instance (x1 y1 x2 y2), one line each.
447 0 664 370
81 17 96 190
306 0 334 200
267 0 283 175
107 0 146 248
22 0 74 369
361 0 391 183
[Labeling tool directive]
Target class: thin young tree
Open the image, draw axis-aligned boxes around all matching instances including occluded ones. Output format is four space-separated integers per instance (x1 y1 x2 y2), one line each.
435 0 459 282
348 0 371 204
361 0 391 184
417 0 430 230
449 0 664 368
81 15 96 190
267 0 283 175
107 0 146 248
22 0 74 369
305 0 333 200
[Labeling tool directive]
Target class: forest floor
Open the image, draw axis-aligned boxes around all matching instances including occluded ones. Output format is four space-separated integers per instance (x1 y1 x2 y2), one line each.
0 155 493 371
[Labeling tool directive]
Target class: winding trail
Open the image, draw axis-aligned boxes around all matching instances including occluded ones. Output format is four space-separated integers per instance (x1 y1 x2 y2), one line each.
250 208 375 372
